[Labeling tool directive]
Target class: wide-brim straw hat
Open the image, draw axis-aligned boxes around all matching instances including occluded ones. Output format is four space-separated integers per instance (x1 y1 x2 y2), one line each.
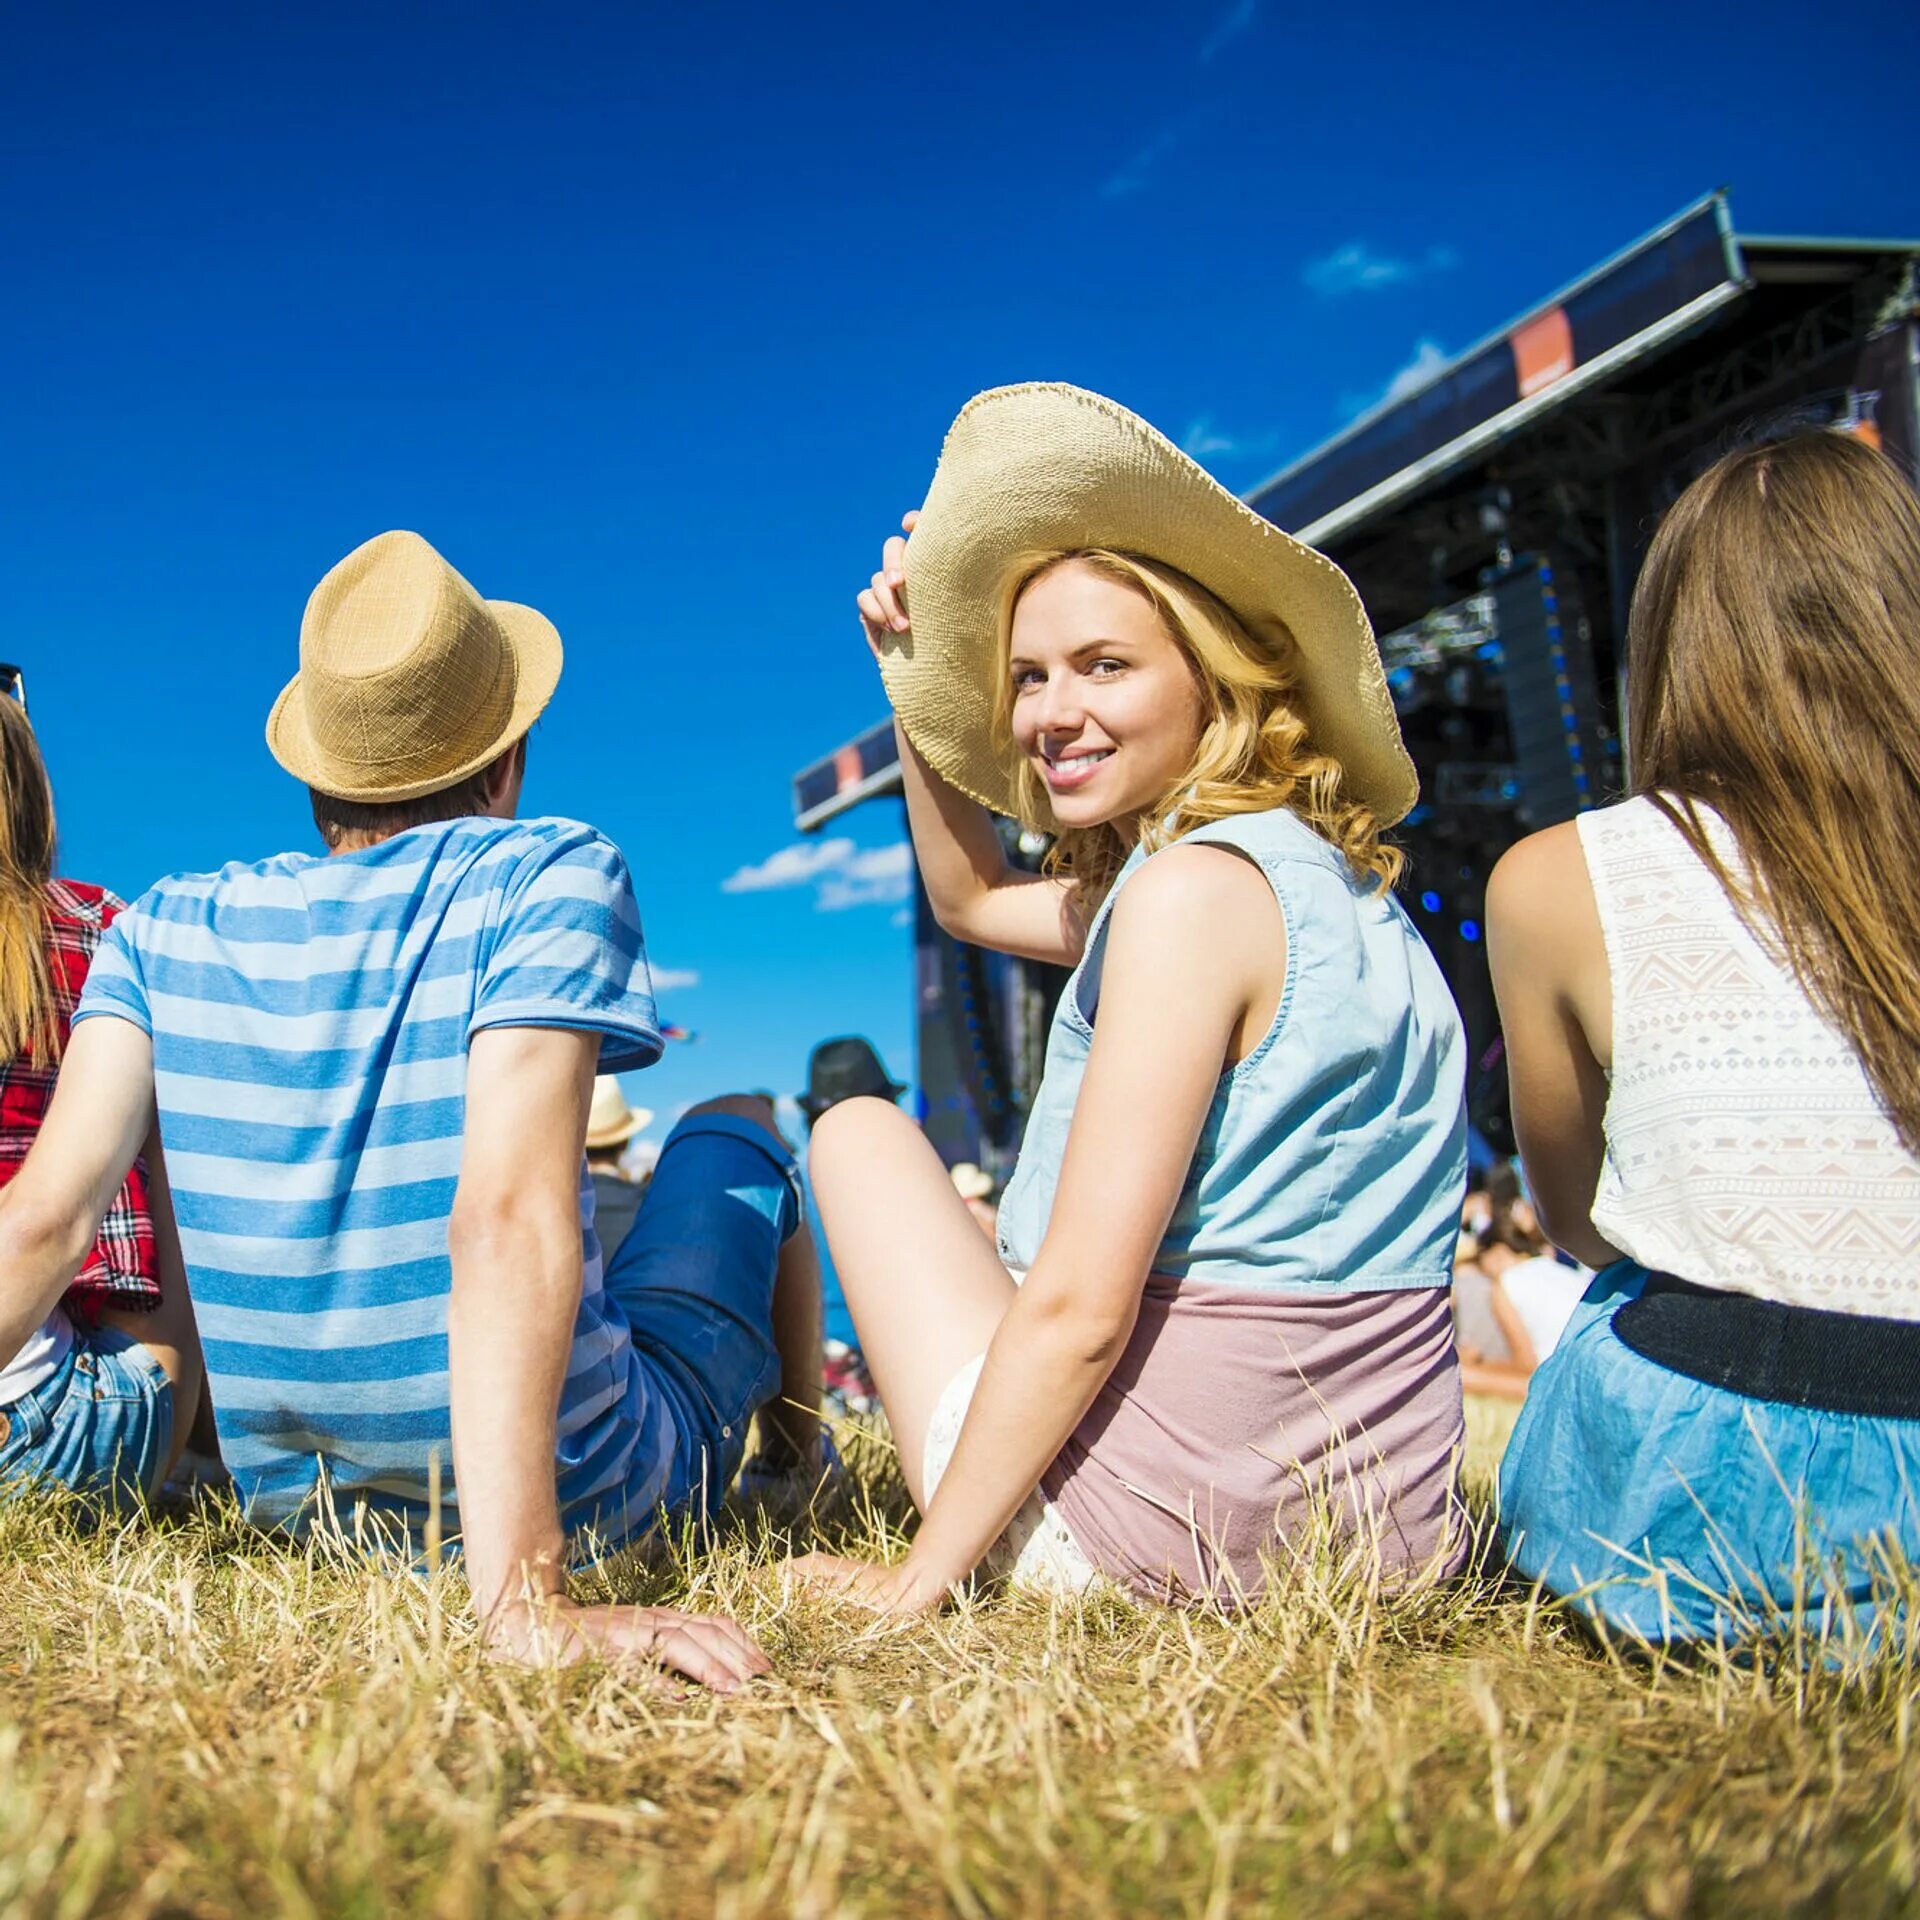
267 530 563 803
586 1076 652 1151
878 383 1416 826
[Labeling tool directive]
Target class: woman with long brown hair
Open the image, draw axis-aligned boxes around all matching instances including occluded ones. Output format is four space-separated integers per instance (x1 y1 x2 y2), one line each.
0 692 203 1503
1488 426 1920 1643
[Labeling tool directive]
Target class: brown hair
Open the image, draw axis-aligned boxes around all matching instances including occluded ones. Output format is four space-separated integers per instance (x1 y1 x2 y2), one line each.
1627 428 1920 1151
1479 1161 1547 1257
309 736 526 851
990 550 1402 905
0 697 64 1065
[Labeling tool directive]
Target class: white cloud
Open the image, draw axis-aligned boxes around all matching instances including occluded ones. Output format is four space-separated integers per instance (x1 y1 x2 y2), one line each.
1101 124 1183 199
1303 241 1458 299
1340 338 1451 422
649 966 700 991
817 842 914 912
1183 414 1238 459
1098 9 1261 200
721 837 914 912
1198 0 1257 62
1306 243 1413 295
1381 338 1451 404
721 836 857 893
1181 415 1280 470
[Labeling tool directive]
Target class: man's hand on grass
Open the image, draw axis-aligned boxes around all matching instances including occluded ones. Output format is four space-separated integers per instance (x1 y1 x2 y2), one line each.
783 1552 954 1617
484 1595 772 1690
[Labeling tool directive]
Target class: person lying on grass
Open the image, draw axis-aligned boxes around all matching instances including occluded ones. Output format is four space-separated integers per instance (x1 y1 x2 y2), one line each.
1450 1163 1588 1403
1488 427 1920 1645
0 530 826 1685
790 384 1471 1612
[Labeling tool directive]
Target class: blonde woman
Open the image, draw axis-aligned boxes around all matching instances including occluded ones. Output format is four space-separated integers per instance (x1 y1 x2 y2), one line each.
792 385 1469 1610
1490 429 1920 1643
0 694 203 1504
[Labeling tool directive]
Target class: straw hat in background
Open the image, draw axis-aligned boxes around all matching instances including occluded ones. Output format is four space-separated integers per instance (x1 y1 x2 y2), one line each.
948 1162 994 1202
267 530 563 802
586 1076 652 1152
874 383 1416 826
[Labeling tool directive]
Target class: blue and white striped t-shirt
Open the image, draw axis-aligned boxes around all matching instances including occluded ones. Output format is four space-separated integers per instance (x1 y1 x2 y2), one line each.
75 814 677 1537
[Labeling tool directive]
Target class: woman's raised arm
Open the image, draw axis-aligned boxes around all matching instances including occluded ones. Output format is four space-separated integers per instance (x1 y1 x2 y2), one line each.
859 514 1086 966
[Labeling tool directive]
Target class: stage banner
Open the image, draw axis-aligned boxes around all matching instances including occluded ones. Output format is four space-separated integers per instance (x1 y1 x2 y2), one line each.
1249 198 1744 541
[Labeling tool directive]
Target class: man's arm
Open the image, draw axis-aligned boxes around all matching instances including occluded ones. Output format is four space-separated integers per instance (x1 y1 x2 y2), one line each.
0 1017 156 1366
449 1027 769 1688
448 1026 599 1623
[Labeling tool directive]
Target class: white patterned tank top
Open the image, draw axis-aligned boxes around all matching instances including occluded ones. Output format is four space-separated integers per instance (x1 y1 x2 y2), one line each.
1578 794 1920 1321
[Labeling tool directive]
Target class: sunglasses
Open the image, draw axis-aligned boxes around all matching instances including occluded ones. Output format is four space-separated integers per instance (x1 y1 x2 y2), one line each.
0 664 24 716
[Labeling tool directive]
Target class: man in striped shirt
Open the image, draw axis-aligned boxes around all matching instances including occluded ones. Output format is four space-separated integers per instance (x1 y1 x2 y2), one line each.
0 532 821 1685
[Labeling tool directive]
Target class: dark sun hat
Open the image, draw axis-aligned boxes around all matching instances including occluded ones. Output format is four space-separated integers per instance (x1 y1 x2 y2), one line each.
799 1037 907 1124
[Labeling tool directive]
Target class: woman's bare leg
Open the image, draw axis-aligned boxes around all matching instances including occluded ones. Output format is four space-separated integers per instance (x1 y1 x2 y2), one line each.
807 1097 1015 1510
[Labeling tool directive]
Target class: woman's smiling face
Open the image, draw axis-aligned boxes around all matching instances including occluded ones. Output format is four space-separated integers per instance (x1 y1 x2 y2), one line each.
1006 559 1207 840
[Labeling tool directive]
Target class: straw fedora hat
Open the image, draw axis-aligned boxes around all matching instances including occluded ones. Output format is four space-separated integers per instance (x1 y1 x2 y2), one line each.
876 384 1416 825
586 1076 652 1151
267 530 563 803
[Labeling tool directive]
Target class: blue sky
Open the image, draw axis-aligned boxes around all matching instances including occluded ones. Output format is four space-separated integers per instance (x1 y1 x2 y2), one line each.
3 0 1913 1137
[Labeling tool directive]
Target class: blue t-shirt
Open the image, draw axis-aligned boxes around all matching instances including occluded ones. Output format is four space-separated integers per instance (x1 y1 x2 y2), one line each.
76 815 678 1536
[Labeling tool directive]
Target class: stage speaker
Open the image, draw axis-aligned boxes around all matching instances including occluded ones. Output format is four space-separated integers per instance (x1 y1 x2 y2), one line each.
1491 558 1611 829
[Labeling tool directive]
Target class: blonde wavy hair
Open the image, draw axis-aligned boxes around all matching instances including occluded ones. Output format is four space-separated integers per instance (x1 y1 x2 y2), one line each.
989 549 1402 905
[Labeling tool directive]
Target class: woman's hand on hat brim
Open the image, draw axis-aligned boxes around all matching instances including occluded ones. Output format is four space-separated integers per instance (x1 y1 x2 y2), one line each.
857 509 921 657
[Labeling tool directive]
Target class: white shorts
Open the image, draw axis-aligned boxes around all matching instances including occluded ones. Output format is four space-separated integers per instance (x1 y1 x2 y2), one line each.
922 1352 1100 1596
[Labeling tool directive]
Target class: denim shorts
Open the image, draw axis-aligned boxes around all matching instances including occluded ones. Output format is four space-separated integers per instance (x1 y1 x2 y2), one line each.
1500 1260 1920 1645
600 1112 802 1525
0 1322 174 1511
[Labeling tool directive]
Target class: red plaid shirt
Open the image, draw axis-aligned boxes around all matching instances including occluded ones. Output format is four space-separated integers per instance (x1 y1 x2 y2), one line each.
0 880 159 1317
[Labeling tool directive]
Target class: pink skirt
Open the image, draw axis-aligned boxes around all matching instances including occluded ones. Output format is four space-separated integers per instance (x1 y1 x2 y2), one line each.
1037 1275 1468 1604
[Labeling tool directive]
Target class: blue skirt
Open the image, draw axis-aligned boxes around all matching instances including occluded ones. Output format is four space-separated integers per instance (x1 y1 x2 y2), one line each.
1499 1261 1920 1644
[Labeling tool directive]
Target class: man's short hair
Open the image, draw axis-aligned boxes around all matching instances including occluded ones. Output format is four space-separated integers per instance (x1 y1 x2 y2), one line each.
309 737 526 851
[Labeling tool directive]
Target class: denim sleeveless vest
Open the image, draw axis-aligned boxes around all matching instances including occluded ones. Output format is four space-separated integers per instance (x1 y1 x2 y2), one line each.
996 806 1467 1291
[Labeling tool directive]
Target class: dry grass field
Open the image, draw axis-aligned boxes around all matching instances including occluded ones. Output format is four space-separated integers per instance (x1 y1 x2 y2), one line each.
0 1399 1913 1918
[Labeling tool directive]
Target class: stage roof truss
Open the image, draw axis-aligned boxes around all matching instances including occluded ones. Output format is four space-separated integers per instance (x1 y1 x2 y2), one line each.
1627 260 1915 457
1246 195 1920 559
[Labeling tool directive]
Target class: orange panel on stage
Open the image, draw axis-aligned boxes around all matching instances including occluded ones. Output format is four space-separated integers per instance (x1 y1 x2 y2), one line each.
1512 306 1575 399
